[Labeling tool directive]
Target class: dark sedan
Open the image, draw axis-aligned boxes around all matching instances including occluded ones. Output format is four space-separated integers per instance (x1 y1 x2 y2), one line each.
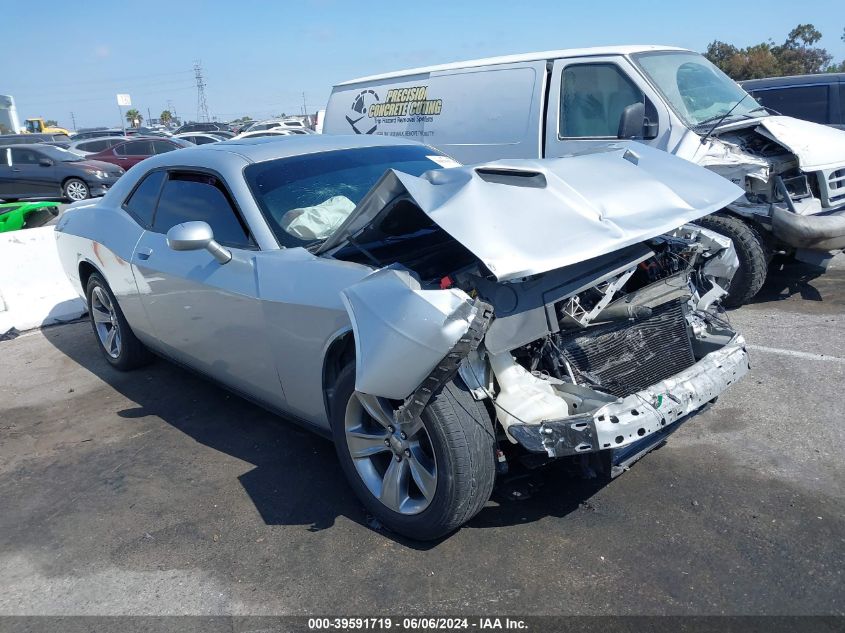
0 144 124 202
86 137 192 170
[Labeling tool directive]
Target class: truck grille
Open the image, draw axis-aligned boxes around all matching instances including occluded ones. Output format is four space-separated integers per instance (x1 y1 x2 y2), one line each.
827 168 845 205
558 299 695 397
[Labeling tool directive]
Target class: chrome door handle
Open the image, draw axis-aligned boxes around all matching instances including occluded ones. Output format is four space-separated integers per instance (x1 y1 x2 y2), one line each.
136 247 153 260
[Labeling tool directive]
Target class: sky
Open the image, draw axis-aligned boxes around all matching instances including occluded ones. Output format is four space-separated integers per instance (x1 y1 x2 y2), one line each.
1 0 843 130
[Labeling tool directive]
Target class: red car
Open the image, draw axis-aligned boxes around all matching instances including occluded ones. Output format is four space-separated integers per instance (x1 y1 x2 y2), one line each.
87 137 193 169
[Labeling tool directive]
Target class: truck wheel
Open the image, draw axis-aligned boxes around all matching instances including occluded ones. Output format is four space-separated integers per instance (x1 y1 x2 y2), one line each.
86 273 153 370
695 213 768 307
64 178 90 202
330 364 496 541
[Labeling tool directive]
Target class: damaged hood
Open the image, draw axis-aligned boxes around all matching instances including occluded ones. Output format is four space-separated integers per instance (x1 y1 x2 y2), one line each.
319 142 742 281
754 116 845 172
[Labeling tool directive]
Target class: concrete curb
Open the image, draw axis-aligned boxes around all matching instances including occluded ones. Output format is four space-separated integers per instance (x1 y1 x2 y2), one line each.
0 226 86 335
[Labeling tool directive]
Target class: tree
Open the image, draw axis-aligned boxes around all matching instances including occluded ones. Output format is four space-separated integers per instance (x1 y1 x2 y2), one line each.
159 110 173 126
125 109 142 128
45 119 58 127
773 24 832 75
704 23 840 80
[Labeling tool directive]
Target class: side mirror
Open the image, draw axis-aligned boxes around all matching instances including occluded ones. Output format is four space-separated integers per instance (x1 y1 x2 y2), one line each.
166 221 231 264
617 102 646 139
39 158 53 167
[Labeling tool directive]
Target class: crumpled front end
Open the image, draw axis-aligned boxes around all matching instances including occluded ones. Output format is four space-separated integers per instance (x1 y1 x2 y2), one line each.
338 224 748 473
692 116 845 251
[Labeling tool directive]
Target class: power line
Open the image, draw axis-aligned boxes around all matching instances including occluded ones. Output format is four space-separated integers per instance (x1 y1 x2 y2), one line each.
194 61 210 123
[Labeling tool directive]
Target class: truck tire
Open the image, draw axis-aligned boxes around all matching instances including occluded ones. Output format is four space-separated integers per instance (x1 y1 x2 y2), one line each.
86 273 153 370
330 364 496 541
695 213 768 307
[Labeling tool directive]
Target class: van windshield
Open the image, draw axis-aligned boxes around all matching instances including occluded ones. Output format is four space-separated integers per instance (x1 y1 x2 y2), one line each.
632 51 766 129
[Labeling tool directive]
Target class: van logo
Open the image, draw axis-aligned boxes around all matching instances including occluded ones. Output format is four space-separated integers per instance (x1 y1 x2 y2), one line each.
346 89 380 134
346 85 444 135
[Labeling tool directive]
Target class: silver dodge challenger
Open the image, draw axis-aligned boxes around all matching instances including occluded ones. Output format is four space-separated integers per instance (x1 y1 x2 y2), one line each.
56 135 750 540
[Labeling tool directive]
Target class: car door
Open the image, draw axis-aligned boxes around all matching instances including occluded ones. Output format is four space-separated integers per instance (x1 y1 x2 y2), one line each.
545 56 669 157
130 169 283 407
115 139 153 168
9 147 57 197
0 148 12 197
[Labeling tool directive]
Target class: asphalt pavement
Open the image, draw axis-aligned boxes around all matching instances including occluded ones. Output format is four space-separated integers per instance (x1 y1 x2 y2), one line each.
0 258 843 615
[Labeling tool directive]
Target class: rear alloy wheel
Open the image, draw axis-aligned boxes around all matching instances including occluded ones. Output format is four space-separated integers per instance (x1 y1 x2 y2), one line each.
85 273 152 370
64 178 90 201
331 364 496 541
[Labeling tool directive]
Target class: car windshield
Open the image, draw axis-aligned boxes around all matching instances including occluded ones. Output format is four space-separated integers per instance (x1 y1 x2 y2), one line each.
39 145 83 162
632 51 766 128
244 145 454 248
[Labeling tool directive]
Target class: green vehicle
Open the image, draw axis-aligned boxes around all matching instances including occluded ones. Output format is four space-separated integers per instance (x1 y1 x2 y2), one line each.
0 201 60 233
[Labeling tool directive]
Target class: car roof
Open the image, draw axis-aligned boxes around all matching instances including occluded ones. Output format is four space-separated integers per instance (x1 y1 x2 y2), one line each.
0 143 52 150
140 134 425 167
741 73 845 89
336 45 687 85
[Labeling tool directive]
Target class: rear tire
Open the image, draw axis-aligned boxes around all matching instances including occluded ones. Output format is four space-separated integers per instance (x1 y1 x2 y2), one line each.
85 273 152 370
330 364 496 541
695 213 768 307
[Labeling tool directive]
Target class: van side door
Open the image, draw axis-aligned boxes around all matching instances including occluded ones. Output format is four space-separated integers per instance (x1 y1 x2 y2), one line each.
544 56 670 158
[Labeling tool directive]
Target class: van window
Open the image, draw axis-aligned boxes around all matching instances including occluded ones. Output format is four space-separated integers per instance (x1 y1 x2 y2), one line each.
151 172 253 248
752 85 830 124
560 63 644 138
840 85 845 125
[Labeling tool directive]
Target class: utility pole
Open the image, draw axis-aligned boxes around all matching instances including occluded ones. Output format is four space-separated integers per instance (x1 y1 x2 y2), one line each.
147 107 152 127
301 92 307 116
194 61 210 122
70 112 77 132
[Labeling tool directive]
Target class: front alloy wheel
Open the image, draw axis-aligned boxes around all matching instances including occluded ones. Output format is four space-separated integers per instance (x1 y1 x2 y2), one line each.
345 392 437 515
64 179 90 201
330 364 496 541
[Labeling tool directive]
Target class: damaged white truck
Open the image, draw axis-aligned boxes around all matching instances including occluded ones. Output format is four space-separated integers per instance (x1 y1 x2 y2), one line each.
56 136 749 540
325 46 845 305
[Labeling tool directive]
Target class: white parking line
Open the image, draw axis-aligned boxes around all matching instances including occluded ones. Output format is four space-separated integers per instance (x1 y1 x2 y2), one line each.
747 344 845 364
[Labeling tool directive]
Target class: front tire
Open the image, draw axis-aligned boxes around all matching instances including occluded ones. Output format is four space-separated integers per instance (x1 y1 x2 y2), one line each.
695 213 768 307
64 178 90 202
330 364 496 541
86 273 152 370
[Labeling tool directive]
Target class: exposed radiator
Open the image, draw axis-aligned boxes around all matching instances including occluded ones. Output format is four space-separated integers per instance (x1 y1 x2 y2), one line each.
557 299 695 397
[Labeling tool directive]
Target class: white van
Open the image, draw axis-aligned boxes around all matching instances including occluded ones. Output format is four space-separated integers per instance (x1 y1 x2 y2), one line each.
325 45 845 305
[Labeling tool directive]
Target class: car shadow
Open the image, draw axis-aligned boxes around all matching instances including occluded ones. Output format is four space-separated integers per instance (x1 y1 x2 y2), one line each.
751 257 829 304
42 322 610 549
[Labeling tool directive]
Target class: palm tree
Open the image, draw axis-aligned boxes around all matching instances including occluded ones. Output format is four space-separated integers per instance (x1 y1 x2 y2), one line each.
159 110 173 127
125 109 142 128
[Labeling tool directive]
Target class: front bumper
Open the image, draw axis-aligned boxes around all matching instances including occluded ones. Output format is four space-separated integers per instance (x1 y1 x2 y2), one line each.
772 205 845 251
508 334 749 459
88 177 121 197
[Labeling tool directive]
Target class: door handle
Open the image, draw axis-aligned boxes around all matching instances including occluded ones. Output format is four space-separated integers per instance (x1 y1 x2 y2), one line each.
136 247 153 260
12 168 21 172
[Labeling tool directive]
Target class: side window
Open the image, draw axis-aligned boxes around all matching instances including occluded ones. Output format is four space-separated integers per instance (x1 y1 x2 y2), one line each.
840 84 845 125
560 63 645 138
753 85 829 124
123 170 166 227
117 140 152 155
152 172 253 248
0 149 9 166
80 139 109 152
152 140 178 154
10 148 41 165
